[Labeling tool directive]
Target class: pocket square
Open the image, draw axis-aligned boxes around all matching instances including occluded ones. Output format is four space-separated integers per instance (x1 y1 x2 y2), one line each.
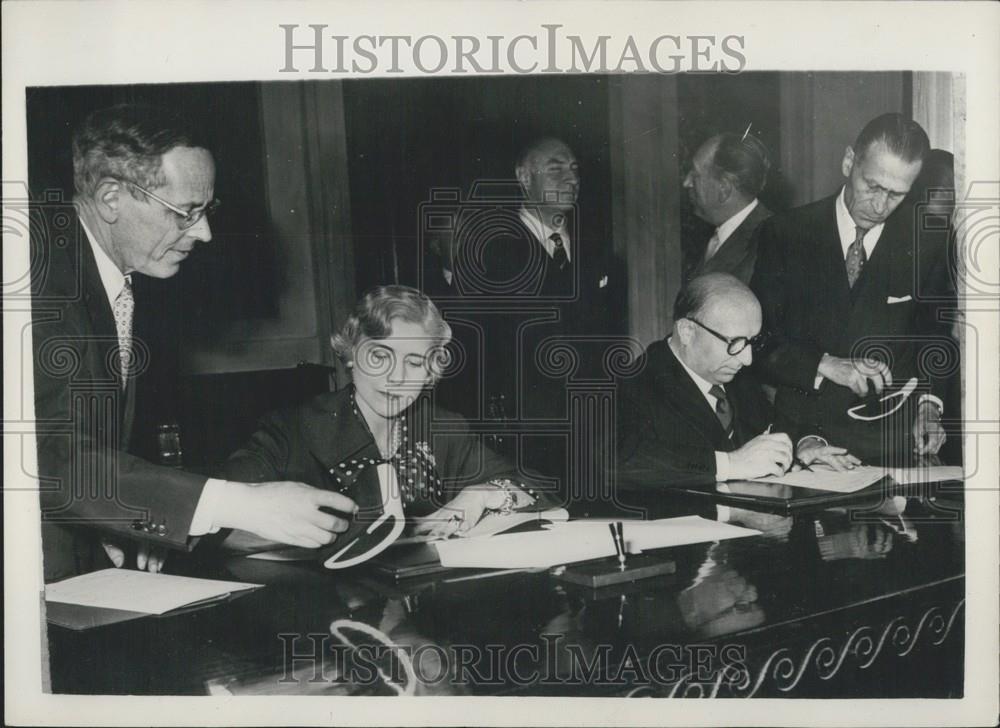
887 295 912 304
599 275 609 289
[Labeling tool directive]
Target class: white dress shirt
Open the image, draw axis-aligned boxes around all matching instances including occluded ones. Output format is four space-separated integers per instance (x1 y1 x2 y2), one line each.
519 207 572 263
835 186 884 259
668 338 733 481
705 198 759 261
79 218 129 307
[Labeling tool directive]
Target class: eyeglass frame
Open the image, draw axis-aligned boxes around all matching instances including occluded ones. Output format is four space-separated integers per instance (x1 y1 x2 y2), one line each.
685 317 766 356
123 180 220 230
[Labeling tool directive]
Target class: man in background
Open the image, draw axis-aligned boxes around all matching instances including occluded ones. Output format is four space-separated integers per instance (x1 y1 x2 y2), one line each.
32 104 356 581
440 136 625 500
682 131 772 286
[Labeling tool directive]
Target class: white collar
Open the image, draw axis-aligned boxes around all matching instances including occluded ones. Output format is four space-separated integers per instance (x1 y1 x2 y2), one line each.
668 336 722 406
714 198 759 246
79 216 129 307
519 207 572 262
835 186 884 258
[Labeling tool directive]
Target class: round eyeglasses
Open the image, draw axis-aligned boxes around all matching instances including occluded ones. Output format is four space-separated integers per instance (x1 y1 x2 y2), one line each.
686 317 766 356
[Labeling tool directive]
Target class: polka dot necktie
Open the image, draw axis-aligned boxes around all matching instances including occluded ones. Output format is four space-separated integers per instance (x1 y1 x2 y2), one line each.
113 277 133 387
845 226 868 288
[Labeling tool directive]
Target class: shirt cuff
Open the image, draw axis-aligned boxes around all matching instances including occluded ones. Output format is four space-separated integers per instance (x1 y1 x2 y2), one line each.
813 373 824 390
715 451 731 482
796 434 828 452
189 478 230 536
917 394 944 415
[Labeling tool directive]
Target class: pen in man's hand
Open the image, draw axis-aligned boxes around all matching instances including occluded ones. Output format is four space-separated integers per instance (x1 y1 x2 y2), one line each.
793 457 814 473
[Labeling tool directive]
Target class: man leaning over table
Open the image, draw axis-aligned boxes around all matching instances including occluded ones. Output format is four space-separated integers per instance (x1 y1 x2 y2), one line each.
31 104 356 582
750 113 953 465
616 273 860 489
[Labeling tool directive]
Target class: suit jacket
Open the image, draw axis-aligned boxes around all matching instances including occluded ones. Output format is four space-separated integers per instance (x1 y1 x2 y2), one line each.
431 211 626 482
616 339 772 489
683 203 772 286
219 387 556 514
31 211 206 581
750 193 954 463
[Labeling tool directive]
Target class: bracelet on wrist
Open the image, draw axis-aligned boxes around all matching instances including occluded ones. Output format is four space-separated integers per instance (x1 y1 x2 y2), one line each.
487 478 517 516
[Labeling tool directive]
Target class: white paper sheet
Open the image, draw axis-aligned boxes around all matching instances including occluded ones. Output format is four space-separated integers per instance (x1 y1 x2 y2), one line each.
889 465 964 485
434 516 759 568
752 465 887 492
545 516 761 553
434 527 616 568
247 508 573 559
44 569 261 615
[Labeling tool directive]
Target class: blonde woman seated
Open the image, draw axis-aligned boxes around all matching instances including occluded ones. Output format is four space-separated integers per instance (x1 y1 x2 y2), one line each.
219 285 550 554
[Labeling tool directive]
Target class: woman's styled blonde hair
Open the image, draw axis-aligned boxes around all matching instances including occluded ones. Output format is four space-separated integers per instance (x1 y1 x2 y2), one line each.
331 285 453 380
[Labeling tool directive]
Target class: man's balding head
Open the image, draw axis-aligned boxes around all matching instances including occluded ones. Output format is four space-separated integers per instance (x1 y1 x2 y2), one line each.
672 273 762 385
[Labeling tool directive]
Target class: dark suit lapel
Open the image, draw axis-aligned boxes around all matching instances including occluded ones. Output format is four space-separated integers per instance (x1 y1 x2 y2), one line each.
655 345 729 448
814 195 855 314
848 209 910 311
77 219 129 439
706 204 767 272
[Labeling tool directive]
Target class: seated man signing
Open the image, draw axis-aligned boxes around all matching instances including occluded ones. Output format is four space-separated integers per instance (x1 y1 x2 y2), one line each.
616 273 856 488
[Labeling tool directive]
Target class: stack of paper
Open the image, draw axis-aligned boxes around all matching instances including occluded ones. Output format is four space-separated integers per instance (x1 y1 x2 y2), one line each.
752 464 963 492
45 569 261 615
434 516 759 569
889 465 963 485
752 466 886 493
545 516 761 553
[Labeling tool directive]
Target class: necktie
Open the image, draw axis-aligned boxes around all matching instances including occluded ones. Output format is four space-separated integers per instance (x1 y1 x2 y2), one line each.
845 226 868 288
113 277 134 387
550 233 569 270
709 384 734 440
704 231 722 261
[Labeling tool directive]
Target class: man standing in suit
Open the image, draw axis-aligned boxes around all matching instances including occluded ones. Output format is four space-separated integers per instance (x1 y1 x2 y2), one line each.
438 137 623 493
750 113 952 464
617 274 858 489
32 105 356 582
682 132 773 286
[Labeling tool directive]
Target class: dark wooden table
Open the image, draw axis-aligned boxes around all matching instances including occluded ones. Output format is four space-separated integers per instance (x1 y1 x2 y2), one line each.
47 494 965 698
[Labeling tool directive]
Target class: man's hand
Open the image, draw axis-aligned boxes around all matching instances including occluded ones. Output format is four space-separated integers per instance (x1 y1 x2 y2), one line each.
796 440 862 472
818 354 893 397
101 539 167 573
218 482 357 549
728 432 793 479
912 401 946 456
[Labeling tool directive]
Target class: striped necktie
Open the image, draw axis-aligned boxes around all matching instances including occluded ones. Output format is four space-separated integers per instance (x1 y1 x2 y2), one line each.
709 384 734 440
